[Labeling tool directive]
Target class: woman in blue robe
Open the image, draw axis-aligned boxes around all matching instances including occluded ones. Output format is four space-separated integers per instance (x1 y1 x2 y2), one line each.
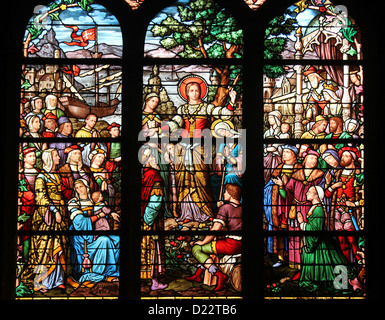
211 142 243 190
68 178 120 287
210 121 243 211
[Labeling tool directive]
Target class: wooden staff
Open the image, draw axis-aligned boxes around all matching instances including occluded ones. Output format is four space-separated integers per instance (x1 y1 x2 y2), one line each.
219 157 227 201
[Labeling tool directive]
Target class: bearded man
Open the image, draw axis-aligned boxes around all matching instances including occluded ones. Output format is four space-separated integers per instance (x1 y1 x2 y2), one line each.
325 146 364 263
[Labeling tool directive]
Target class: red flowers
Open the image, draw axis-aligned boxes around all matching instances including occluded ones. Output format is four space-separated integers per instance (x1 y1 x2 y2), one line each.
266 283 277 289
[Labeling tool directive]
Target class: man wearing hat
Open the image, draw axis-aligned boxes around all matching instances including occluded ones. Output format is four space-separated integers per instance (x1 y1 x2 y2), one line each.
265 145 301 267
21 147 40 193
49 117 74 167
18 147 39 261
58 144 97 201
272 147 325 269
303 66 328 125
106 122 121 161
41 112 58 138
325 146 364 263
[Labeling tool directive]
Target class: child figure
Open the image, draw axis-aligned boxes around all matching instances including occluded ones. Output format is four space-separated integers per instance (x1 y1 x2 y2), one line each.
278 122 291 139
91 191 111 234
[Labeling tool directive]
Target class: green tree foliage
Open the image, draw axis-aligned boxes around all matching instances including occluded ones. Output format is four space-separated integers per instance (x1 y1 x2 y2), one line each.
264 11 296 78
151 0 243 59
150 0 243 106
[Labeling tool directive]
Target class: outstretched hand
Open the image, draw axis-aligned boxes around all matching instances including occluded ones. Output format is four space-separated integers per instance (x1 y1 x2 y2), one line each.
111 212 120 222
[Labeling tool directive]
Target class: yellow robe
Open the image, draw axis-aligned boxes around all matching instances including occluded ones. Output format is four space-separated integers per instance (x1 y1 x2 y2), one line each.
74 127 100 138
21 171 69 291
174 143 214 218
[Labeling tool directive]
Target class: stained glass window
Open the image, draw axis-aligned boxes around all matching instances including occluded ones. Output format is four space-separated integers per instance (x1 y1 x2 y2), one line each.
4 0 380 307
140 0 244 298
263 0 365 299
144 0 243 59
17 1 122 299
24 1 122 59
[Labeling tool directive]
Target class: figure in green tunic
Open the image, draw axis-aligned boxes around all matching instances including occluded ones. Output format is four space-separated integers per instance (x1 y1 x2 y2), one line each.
297 186 348 292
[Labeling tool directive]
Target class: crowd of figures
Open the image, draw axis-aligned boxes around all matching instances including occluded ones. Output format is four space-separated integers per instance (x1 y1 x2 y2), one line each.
140 80 243 293
262 64 366 295
17 80 366 297
17 81 244 296
17 95 122 295
263 139 366 294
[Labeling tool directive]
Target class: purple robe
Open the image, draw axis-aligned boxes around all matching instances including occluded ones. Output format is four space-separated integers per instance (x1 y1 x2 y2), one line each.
283 168 325 267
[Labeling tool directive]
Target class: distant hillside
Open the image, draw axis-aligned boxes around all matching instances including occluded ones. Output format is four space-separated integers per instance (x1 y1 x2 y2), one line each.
66 43 123 59
144 43 184 58
28 29 66 58
28 29 122 59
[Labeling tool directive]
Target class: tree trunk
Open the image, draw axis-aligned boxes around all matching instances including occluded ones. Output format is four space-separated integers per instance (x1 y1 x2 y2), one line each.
212 67 230 106
211 44 241 106
225 44 240 59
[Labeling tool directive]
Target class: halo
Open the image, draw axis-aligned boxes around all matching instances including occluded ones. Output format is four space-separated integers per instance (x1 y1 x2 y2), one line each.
210 119 235 138
177 74 208 102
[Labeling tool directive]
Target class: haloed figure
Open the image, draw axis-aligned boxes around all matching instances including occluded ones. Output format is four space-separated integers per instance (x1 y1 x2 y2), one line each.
165 77 237 223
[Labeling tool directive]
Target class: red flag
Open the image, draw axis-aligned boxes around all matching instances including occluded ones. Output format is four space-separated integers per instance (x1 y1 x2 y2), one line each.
64 25 96 47
62 65 80 77
82 28 96 41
